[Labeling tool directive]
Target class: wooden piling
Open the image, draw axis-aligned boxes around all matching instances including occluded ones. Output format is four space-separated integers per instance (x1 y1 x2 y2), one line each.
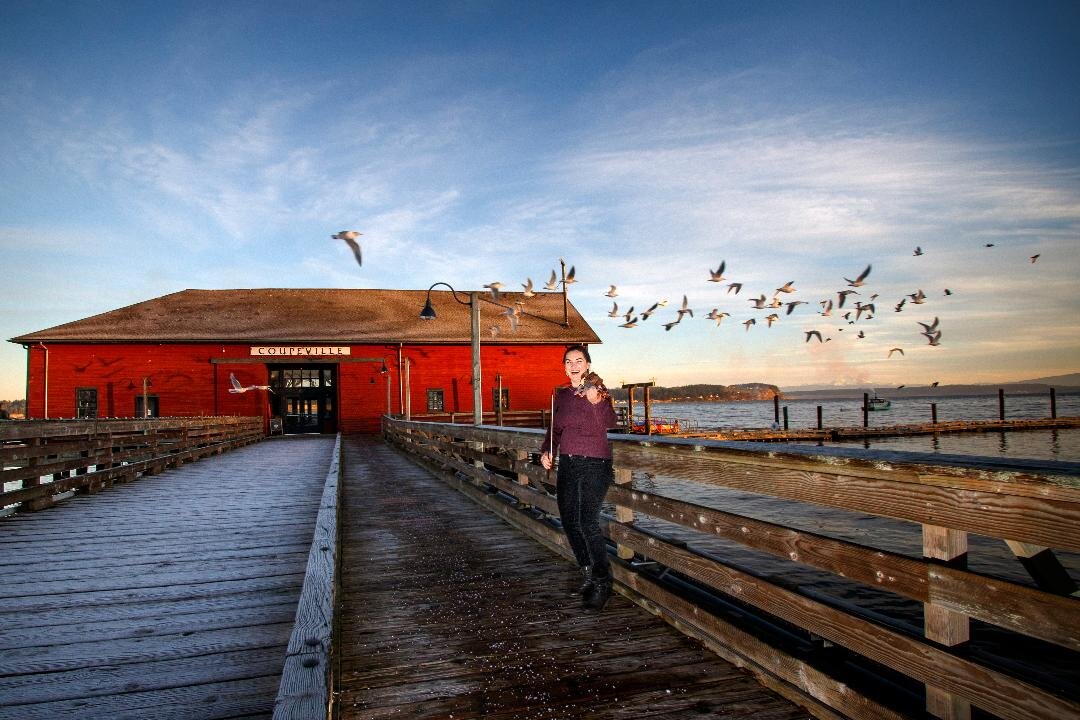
1050 388 1057 419
931 403 938 424
862 392 869 427
816 405 823 429
782 406 789 430
998 388 1006 420
773 394 780 423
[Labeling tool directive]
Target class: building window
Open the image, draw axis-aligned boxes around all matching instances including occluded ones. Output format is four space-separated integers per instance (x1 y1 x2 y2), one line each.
492 388 510 411
76 388 98 419
135 396 159 418
427 389 445 412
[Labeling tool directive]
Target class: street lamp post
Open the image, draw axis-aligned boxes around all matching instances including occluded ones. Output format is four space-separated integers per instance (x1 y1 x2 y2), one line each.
420 283 482 426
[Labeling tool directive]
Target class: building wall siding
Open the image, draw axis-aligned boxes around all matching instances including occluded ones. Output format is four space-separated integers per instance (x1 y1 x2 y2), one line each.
22 342 576 433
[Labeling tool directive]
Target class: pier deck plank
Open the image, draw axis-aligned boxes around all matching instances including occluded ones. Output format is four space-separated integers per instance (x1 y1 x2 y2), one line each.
337 435 810 720
0 435 335 720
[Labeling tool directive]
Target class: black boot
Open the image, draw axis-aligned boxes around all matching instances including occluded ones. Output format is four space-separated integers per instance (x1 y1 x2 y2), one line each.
571 565 594 596
583 573 612 611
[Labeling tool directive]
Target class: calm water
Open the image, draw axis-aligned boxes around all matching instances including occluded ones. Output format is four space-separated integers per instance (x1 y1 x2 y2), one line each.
624 392 1080 461
614 393 1080 694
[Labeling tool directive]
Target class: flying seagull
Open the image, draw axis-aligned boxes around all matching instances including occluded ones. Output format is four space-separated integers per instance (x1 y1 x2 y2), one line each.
521 278 536 298
332 231 363 267
743 318 756 331
913 246 924 256
1030 254 1040 263
726 283 743 295
607 302 620 318
784 300 808 315
619 315 639 329
709 262 726 282
804 330 823 343
844 264 872 287
837 289 858 308
604 285 618 298
641 302 660 321
483 282 504 301
230 373 273 394
676 295 693 321
775 281 796 294
705 308 730 325
544 270 558 291
888 348 904 358
917 317 940 334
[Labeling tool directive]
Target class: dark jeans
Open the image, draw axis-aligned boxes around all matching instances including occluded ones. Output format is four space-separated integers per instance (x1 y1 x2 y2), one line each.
557 455 613 579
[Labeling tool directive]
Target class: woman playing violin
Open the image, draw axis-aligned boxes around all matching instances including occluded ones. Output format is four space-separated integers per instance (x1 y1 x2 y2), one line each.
540 344 619 611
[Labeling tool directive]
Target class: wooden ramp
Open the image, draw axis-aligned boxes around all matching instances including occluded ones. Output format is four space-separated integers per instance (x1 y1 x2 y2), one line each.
0 435 335 720
338 436 810 719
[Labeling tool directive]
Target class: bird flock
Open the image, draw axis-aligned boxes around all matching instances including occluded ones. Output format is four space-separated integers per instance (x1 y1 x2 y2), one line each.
327 228 1044 386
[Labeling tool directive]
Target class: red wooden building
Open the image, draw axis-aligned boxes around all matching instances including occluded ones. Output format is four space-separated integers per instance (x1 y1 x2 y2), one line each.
10 289 601 434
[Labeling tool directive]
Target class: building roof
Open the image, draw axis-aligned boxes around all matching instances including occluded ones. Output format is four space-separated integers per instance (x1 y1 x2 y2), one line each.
10 288 601 345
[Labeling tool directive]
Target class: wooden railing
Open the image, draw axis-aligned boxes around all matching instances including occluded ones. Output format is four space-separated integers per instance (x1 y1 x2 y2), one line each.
409 409 550 428
1 417 264 512
383 417 1080 720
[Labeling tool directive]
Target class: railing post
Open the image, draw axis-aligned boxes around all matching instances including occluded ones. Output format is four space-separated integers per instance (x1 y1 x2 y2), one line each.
515 449 529 487
613 466 634 560
923 524 971 720
23 437 53 512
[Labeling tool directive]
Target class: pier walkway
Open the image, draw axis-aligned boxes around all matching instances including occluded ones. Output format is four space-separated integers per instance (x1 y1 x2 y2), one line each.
0 435 336 719
1 432 812 719
337 435 807 719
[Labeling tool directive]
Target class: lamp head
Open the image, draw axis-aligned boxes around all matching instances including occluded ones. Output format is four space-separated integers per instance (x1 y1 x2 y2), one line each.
419 299 437 320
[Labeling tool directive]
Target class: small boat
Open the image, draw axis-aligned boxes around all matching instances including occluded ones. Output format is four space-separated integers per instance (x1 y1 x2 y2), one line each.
866 396 891 411
631 419 681 434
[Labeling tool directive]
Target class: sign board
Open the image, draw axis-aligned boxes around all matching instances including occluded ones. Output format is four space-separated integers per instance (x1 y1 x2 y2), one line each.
249 346 351 357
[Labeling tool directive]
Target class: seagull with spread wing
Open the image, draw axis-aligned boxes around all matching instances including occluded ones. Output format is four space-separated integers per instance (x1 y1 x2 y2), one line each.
709 262 727 282
230 373 273 394
332 231 363 267
844 264 872 287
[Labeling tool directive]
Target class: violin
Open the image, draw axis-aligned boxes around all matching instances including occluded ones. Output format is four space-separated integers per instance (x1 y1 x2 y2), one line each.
574 371 611 402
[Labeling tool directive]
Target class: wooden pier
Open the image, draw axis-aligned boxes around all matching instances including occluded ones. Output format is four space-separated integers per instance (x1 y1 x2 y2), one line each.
4 416 1079 719
678 416 1080 442
336 435 807 718
0 432 336 719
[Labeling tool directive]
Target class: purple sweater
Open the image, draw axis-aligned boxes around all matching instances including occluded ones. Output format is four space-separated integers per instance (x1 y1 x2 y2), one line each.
540 386 619 459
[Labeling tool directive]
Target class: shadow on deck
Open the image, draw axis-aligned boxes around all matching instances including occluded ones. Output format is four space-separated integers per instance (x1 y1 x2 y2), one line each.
337 435 809 719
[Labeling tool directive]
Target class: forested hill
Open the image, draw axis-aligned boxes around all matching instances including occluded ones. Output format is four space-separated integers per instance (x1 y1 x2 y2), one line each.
608 383 779 402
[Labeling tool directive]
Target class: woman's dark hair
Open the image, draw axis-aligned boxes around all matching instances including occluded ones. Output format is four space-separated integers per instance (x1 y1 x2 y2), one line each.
563 344 591 363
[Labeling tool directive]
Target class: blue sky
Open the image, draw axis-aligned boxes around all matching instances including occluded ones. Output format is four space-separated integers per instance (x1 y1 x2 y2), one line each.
2 1 1079 400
